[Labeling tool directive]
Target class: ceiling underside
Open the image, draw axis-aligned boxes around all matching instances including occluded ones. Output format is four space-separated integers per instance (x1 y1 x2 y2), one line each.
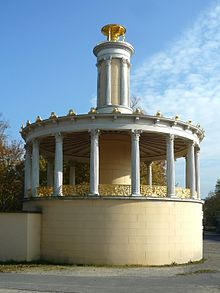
39 131 188 161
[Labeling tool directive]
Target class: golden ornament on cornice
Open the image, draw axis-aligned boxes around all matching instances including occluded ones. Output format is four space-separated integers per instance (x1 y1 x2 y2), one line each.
112 107 121 114
88 107 97 114
26 120 31 126
49 112 57 119
67 109 76 116
156 111 162 117
174 115 180 120
133 108 142 115
35 116 42 123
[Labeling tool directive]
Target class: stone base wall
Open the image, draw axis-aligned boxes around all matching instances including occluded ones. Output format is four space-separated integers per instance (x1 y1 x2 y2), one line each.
23 198 203 266
0 213 41 262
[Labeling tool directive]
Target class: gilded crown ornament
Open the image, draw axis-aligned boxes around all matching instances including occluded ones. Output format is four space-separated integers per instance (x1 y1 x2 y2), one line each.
101 24 126 41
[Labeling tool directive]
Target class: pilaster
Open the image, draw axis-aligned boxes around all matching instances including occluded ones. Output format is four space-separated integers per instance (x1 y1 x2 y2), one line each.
31 139 39 197
120 58 128 106
166 134 175 197
105 58 111 105
24 144 32 198
146 161 152 186
187 141 196 199
195 147 200 199
131 130 141 196
89 129 99 196
54 133 63 196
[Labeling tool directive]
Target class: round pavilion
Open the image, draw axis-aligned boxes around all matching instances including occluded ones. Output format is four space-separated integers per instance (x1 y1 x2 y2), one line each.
21 24 204 266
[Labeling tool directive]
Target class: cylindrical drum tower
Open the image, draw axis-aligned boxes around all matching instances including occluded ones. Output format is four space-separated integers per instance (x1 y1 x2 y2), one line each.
93 24 134 114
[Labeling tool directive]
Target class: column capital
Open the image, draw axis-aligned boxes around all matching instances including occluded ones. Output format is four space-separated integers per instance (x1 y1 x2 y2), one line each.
121 57 128 65
96 61 101 68
188 140 196 147
166 134 175 142
24 143 31 153
55 132 63 142
131 129 142 139
32 138 39 145
89 129 100 137
105 58 112 66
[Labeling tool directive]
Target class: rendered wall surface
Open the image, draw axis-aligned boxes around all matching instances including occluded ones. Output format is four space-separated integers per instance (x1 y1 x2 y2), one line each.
0 213 41 261
23 198 203 265
100 133 131 185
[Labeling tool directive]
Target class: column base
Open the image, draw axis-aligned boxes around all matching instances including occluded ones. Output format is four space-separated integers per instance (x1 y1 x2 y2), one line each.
168 194 176 198
131 193 141 197
88 193 100 197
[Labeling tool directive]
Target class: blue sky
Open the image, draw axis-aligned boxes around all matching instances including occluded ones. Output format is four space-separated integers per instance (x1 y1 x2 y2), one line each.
0 0 219 197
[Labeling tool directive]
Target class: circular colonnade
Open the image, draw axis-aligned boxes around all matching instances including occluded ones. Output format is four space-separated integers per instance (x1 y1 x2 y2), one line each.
21 24 204 266
21 111 203 200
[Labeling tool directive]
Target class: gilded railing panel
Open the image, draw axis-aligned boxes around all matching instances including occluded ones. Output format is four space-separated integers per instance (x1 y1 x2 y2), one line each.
37 186 53 197
99 184 131 196
141 185 167 197
175 187 191 199
62 184 89 196
28 184 193 199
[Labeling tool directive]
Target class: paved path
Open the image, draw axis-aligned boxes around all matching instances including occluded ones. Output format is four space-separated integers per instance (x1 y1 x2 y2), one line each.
0 232 219 293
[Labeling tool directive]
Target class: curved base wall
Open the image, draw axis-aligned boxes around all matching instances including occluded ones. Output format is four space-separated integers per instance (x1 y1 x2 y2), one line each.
23 198 203 266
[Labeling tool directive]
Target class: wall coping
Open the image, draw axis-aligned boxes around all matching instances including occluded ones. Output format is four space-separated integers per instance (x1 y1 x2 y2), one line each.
23 196 204 205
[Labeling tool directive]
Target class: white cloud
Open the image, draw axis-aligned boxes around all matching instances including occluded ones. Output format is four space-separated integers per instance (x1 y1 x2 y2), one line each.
90 95 97 108
131 1 220 196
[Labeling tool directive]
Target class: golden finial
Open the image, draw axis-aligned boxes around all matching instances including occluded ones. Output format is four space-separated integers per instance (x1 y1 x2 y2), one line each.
112 107 121 114
174 115 180 120
133 108 142 115
35 116 42 123
26 120 31 126
67 109 76 116
101 24 126 41
156 111 162 117
49 112 57 119
89 107 97 114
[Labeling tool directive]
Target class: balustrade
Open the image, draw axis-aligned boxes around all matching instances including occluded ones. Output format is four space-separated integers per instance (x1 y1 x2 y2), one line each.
29 184 193 199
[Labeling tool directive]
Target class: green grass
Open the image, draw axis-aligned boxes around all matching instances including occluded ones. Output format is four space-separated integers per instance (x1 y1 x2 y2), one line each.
0 258 206 273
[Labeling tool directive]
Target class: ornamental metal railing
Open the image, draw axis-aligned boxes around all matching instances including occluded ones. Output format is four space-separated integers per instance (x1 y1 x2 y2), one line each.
28 184 192 199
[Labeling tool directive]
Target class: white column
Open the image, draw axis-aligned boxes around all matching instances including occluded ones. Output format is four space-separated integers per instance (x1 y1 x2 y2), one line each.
120 58 128 106
131 130 141 196
195 148 200 199
185 156 189 188
96 62 101 108
24 144 32 198
146 161 152 186
166 134 175 197
47 160 53 187
31 139 39 197
105 58 111 105
187 141 196 199
89 129 99 196
69 162 76 185
54 133 63 196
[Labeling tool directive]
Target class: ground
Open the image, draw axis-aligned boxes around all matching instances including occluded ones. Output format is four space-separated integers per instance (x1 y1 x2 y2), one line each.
0 232 219 293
